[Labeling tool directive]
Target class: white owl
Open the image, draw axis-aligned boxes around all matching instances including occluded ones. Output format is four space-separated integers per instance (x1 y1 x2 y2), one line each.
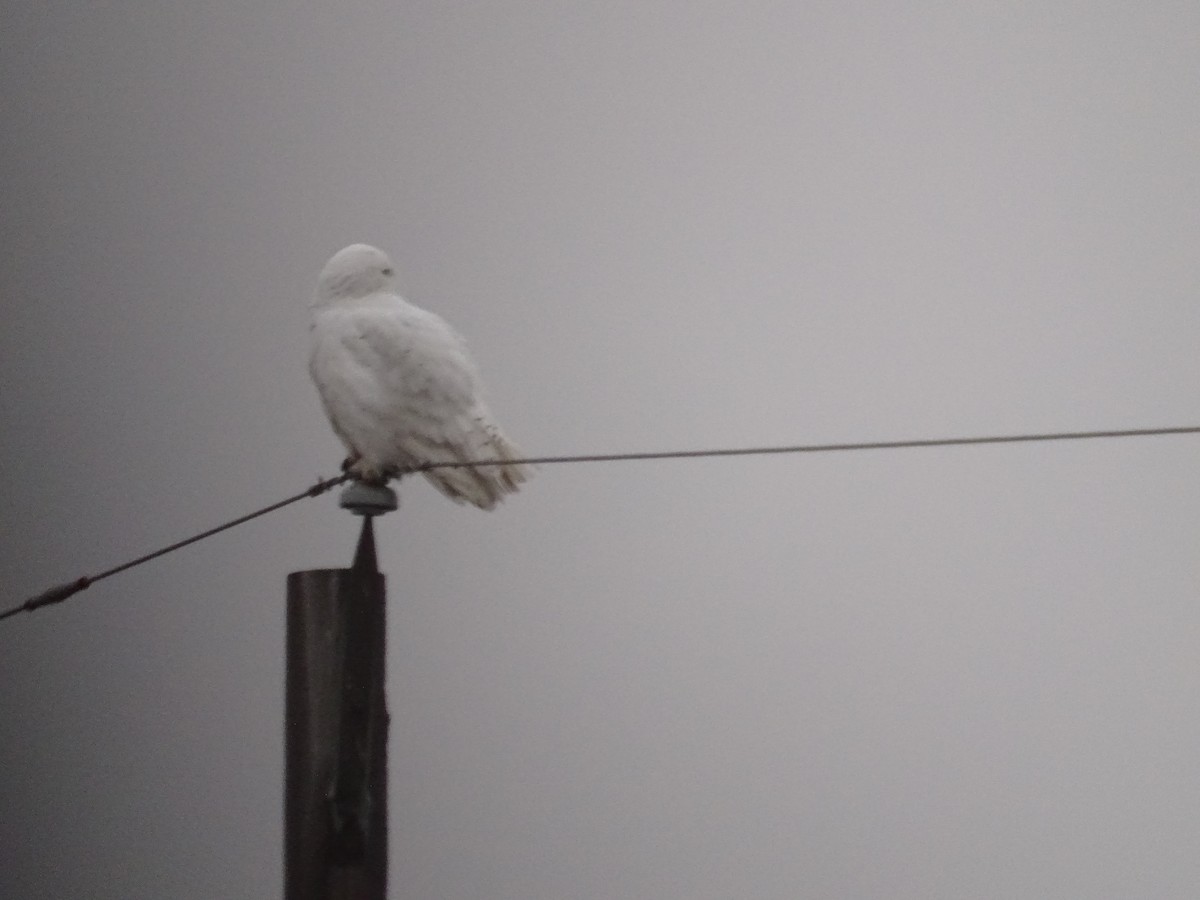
309 244 528 510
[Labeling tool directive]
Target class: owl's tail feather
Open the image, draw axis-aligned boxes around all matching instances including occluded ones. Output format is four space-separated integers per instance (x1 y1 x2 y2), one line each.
417 432 530 511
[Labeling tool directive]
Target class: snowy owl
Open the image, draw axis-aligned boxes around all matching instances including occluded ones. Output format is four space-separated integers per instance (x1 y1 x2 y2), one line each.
309 243 528 510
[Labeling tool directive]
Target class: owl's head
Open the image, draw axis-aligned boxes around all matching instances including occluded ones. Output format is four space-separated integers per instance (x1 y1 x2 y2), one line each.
315 244 397 303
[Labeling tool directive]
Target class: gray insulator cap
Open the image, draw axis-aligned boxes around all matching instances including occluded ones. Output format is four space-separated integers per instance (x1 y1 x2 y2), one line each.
339 482 399 516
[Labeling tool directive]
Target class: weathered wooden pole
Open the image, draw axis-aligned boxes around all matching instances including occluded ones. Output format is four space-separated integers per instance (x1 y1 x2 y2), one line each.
285 482 397 900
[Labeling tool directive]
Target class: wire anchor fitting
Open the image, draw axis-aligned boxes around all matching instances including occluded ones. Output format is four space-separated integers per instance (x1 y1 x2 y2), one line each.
338 482 399 517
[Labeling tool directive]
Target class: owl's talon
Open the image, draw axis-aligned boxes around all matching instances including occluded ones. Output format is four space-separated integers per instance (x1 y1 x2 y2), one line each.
346 460 389 486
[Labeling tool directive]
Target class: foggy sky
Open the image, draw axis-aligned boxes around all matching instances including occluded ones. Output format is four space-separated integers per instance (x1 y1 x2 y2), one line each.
2 3 1199 898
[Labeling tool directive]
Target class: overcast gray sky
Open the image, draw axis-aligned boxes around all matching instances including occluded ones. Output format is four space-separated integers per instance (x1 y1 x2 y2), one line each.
2 3 1199 898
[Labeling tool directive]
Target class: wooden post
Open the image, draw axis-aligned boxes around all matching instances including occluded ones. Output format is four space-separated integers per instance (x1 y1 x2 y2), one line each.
285 497 391 900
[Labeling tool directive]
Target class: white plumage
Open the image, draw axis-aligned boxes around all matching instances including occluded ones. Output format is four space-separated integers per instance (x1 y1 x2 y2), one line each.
309 244 528 510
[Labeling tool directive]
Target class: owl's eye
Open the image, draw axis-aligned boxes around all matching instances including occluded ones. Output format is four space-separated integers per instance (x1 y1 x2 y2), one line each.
382 267 394 276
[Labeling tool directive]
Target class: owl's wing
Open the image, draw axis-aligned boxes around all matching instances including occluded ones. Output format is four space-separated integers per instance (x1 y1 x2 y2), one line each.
314 302 527 509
